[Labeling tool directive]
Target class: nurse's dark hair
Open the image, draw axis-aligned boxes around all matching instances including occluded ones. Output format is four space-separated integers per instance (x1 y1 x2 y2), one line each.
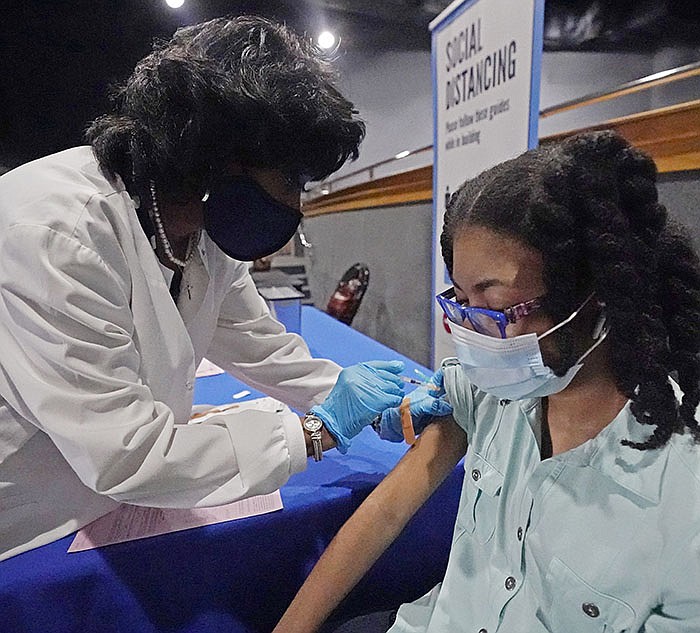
441 130 700 450
85 15 365 200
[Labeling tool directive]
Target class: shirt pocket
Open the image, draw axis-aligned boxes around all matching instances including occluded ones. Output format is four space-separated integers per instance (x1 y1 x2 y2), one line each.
456 451 503 544
543 557 636 632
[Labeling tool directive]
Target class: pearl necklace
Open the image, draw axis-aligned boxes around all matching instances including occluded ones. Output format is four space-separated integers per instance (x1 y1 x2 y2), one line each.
149 180 198 269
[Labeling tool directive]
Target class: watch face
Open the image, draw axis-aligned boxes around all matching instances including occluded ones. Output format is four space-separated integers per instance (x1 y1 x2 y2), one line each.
303 416 323 433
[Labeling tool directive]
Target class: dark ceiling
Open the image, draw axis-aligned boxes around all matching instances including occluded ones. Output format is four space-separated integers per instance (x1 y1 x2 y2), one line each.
2 0 699 165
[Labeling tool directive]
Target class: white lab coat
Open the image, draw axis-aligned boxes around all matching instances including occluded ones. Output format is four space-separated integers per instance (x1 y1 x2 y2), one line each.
0 147 340 561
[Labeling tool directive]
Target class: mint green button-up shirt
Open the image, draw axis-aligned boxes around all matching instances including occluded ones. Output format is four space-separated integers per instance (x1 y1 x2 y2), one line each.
390 363 700 633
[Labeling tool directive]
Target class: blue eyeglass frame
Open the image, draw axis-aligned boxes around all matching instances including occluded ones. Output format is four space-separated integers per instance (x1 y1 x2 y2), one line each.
436 287 544 338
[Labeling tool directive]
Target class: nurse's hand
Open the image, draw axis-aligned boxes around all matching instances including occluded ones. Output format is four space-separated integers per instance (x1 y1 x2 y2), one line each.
377 368 452 442
311 360 405 453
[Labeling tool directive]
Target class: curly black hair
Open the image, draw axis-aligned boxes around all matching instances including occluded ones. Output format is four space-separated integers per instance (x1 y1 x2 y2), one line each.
86 15 365 201
441 130 700 450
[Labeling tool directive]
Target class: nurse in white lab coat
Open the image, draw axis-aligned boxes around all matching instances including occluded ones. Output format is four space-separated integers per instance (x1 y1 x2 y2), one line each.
0 16 416 561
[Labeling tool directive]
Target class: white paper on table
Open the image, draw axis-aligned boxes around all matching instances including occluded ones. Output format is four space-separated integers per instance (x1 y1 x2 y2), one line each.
68 490 283 553
195 358 225 377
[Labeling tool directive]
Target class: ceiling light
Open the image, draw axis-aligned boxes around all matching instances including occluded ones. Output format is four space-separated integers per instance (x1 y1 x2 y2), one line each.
165 0 185 8
317 31 336 50
395 150 410 159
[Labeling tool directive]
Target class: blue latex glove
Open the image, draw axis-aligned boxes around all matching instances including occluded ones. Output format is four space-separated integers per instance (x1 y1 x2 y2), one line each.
311 360 405 454
377 368 452 442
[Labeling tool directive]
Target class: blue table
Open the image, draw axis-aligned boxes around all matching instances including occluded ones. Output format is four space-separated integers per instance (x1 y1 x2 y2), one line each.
1 307 463 633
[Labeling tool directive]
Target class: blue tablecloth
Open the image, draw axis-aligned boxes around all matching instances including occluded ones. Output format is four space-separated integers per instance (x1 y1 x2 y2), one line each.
1 307 463 633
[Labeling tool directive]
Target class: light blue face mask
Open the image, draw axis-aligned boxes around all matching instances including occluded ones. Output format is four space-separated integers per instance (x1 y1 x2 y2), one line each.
450 295 609 400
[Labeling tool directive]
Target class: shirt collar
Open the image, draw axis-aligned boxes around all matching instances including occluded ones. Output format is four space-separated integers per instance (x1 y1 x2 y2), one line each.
560 401 669 505
447 364 679 506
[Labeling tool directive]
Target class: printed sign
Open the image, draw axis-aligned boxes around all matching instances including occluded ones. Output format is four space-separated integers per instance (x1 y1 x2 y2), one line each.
430 0 544 365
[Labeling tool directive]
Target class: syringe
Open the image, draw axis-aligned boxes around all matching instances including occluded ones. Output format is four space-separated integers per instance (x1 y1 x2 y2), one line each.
400 376 426 386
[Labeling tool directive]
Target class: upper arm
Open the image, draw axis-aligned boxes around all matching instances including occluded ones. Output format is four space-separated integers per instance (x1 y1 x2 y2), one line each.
207 265 340 410
214 263 273 328
271 416 467 633
365 416 467 530
0 225 163 490
0 225 254 505
0 224 139 425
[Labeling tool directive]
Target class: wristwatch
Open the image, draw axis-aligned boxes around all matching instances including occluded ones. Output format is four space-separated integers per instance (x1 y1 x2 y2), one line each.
302 413 325 462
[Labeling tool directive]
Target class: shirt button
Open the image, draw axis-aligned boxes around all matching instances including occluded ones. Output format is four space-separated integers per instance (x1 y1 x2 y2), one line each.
185 380 193 390
517 526 523 541
582 603 600 618
471 468 481 482
505 576 516 590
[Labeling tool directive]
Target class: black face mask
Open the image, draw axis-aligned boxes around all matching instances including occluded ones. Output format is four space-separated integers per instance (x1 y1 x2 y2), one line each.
203 175 302 261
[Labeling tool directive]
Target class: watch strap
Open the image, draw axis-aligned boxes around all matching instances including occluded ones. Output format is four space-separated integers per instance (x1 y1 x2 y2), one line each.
303 413 325 462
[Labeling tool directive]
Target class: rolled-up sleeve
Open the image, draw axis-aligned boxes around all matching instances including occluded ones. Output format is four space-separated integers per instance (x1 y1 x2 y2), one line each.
0 224 305 508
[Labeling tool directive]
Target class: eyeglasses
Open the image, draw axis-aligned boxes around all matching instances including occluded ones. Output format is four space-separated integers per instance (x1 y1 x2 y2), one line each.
436 287 544 338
